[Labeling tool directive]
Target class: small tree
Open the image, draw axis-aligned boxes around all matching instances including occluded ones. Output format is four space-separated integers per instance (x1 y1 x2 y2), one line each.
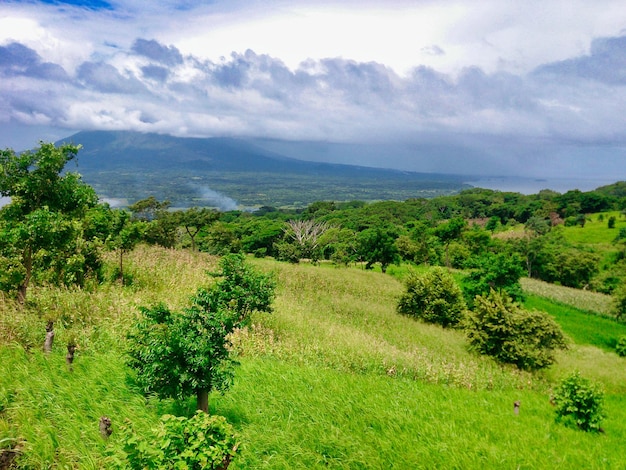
397 267 467 328
127 254 275 412
357 225 399 273
465 290 567 371
553 372 605 432
611 285 626 322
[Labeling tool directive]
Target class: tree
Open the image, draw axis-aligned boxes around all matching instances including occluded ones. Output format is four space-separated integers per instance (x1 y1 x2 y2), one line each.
463 252 525 305
177 207 220 252
434 217 467 268
465 290 567 371
127 254 275 412
397 267 467 328
283 219 332 262
128 196 171 221
105 210 145 285
0 142 99 302
357 225 399 273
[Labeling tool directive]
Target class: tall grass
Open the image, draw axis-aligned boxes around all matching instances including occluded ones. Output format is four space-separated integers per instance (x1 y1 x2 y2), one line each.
1 246 626 468
521 277 613 316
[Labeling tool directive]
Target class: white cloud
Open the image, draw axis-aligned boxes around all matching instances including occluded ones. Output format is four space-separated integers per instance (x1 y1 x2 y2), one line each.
1 0 626 178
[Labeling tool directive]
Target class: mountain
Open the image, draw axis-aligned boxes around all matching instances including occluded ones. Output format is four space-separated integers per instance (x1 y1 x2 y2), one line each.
59 130 471 208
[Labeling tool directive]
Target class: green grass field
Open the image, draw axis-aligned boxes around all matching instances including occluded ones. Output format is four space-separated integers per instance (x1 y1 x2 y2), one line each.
2 246 626 468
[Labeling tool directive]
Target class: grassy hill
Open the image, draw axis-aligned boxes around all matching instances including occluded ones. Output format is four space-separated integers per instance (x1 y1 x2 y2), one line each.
1 246 626 468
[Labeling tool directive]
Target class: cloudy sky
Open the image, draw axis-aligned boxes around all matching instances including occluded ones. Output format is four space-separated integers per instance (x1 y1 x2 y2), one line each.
1 0 626 181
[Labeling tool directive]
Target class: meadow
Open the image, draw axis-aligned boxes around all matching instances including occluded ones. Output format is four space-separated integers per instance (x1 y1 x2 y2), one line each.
1 245 626 469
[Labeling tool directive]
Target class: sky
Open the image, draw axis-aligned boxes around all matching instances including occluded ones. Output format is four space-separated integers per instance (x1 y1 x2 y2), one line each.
1 0 626 181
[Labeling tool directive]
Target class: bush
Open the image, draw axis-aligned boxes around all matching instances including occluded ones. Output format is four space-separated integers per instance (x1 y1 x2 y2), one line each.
553 372 605 432
465 290 567 371
611 285 626 321
616 335 626 357
397 267 467 328
118 411 239 469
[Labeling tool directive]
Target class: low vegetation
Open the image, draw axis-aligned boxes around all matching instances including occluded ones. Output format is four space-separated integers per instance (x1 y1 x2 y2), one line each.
2 142 626 468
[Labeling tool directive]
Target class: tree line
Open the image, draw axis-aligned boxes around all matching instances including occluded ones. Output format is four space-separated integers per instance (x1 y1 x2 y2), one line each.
3 142 626 304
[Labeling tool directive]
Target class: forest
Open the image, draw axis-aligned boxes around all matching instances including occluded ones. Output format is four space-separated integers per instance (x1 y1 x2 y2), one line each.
1 142 626 468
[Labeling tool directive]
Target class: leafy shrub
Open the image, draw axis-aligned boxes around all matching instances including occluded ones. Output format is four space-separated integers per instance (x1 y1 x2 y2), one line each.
611 285 626 321
616 335 626 357
465 290 567 370
462 252 525 306
553 372 605 432
397 267 467 328
118 411 239 469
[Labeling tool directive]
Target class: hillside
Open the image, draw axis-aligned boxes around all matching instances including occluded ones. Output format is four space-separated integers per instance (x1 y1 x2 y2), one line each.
58 131 471 208
1 246 625 468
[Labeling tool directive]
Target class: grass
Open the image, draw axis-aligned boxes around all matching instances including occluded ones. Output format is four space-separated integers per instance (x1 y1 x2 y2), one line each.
1 246 626 468
521 277 613 317
523 295 626 352
562 211 626 245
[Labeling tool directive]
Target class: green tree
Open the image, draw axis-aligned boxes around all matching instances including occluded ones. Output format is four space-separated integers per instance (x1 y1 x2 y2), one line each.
397 267 467 328
127 254 275 412
434 217 467 268
0 142 99 302
106 210 145 285
357 225 400 273
465 290 567 371
177 207 220 252
611 284 626 321
128 196 171 221
463 252 525 305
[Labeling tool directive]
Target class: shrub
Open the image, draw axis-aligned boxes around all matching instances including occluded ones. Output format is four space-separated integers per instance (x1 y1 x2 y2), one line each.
397 267 467 328
553 372 605 432
611 285 626 321
616 335 626 357
118 411 239 469
465 290 567 371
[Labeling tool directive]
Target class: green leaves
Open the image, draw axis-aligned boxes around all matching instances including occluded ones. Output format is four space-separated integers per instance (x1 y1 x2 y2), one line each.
126 254 275 407
465 290 567 371
553 372 605 432
119 411 238 470
397 267 467 328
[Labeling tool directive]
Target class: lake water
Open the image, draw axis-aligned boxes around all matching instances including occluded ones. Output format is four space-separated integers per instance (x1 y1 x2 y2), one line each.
465 176 620 195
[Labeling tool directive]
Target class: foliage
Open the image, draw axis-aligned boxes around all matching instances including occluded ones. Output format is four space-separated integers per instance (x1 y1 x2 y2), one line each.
126 254 275 409
0 142 100 301
552 372 605 432
4 246 626 468
465 290 567 371
397 267 467 328
611 285 626 321
119 411 238 470
357 225 400 273
463 252 525 305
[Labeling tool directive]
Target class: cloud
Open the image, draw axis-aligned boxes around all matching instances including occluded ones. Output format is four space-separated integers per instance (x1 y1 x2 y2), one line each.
533 35 626 85
131 38 183 66
0 42 68 80
1 0 626 179
76 61 145 93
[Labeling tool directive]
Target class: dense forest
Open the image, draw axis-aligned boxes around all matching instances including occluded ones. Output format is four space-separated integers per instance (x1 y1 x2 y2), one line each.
2 142 626 468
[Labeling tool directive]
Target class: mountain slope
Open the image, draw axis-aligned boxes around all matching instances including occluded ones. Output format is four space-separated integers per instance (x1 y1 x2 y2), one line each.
58 130 470 208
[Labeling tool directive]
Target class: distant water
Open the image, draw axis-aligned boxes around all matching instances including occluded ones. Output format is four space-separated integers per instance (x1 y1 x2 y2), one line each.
465 176 620 195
